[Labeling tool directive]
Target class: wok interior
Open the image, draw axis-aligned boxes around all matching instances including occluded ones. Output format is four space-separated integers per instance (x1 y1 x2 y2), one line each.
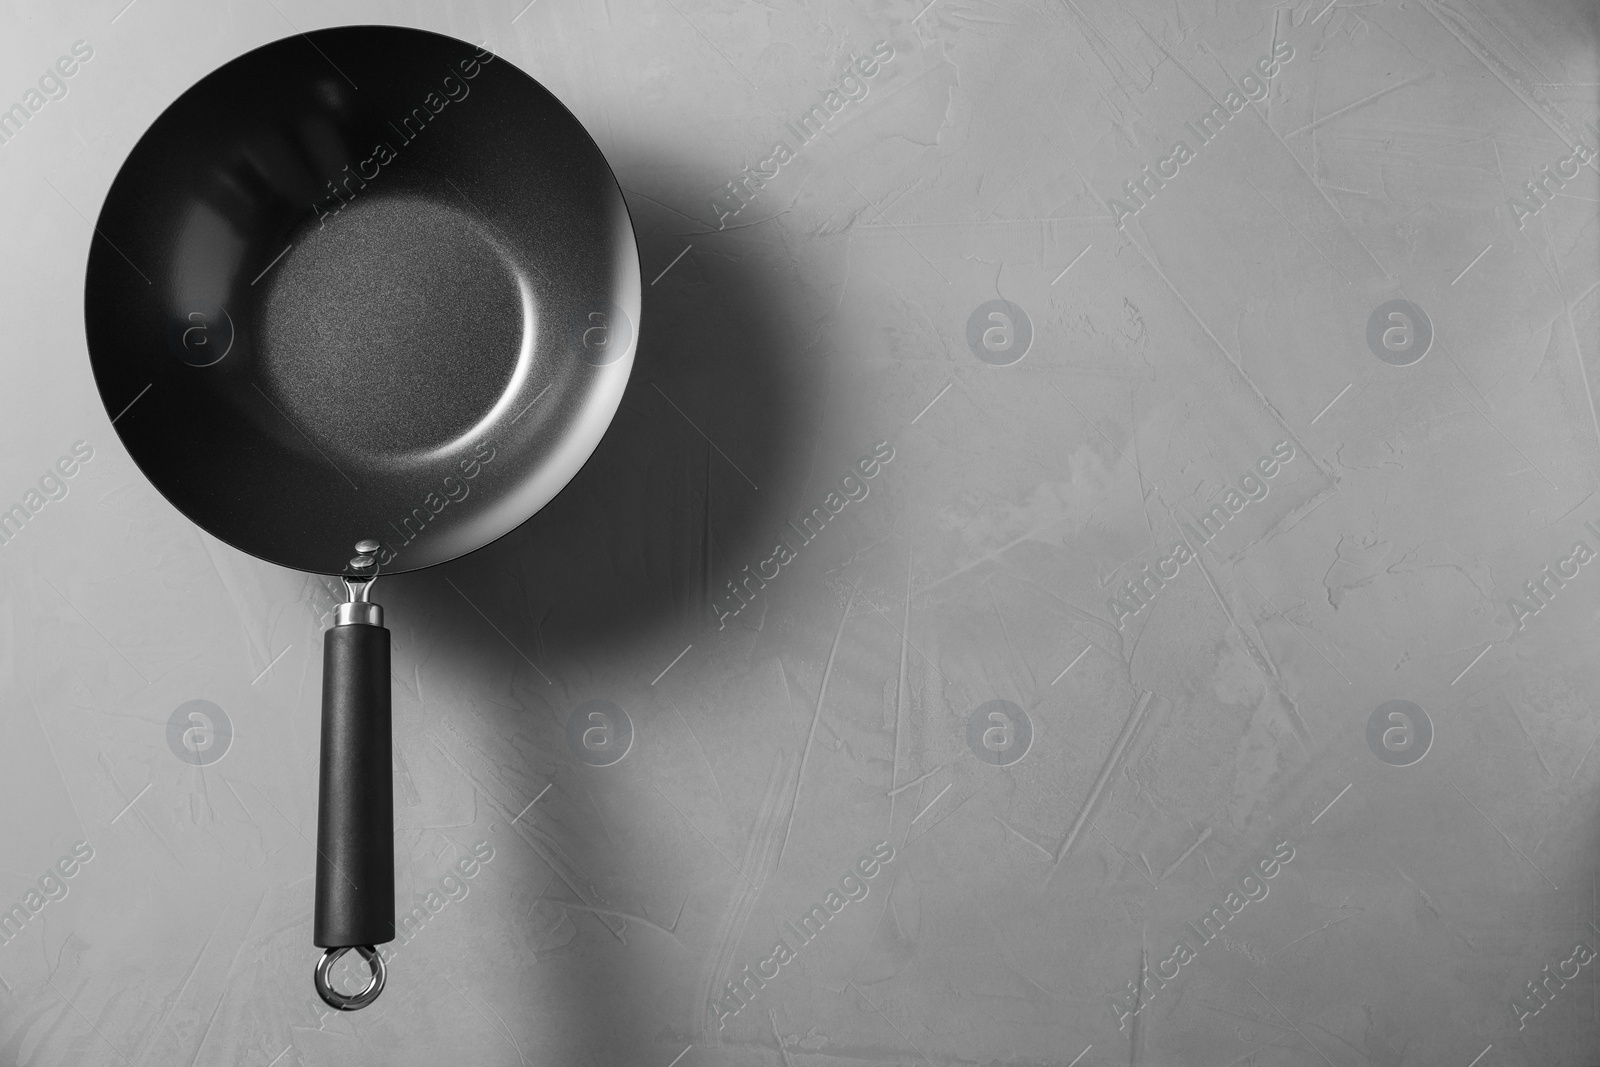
84 26 640 575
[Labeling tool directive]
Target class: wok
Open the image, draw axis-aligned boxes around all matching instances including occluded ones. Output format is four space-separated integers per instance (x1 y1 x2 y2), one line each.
83 24 639 1009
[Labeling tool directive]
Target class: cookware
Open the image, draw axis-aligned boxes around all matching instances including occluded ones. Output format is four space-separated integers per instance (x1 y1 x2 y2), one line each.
84 25 639 1009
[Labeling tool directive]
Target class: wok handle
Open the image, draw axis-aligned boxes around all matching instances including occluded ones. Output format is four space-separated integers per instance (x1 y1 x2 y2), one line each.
313 616 394 1008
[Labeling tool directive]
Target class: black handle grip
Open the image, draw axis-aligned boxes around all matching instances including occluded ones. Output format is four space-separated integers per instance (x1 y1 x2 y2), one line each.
314 622 394 948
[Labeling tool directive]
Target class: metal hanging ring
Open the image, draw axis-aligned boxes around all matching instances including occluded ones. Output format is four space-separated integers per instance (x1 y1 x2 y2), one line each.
314 945 386 1010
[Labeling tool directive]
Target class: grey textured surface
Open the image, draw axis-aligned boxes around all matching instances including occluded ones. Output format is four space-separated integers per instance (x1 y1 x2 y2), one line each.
2 0 1599 1064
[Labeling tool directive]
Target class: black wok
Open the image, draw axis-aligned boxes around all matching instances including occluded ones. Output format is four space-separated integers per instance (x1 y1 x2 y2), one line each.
83 25 639 1009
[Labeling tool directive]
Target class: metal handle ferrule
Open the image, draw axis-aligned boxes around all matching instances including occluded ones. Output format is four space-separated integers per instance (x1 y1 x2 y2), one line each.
334 601 384 627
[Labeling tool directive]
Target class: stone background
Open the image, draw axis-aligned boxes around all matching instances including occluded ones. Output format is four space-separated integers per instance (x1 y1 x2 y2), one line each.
1 0 1597 1063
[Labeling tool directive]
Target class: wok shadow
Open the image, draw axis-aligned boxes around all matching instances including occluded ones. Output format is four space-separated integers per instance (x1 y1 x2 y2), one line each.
372 189 825 1060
